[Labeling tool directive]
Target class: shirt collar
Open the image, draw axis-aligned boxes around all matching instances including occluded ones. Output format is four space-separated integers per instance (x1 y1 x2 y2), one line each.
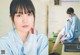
11 28 36 47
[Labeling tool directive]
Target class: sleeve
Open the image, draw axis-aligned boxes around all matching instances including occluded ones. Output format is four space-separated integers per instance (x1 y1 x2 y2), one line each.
64 17 76 41
37 35 48 55
0 38 12 55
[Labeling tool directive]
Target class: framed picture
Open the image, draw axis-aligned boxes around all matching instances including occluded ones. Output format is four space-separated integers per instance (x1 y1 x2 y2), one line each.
61 0 80 2
54 0 60 5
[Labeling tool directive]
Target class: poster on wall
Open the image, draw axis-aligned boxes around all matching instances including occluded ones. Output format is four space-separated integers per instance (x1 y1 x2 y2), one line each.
61 0 80 2
54 0 60 5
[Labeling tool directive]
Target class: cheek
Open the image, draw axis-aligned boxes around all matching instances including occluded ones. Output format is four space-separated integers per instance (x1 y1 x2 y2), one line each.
28 17 34 25
14 17 22 26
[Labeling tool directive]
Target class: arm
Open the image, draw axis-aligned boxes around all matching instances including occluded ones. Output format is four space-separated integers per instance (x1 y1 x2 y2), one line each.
62 17 76 41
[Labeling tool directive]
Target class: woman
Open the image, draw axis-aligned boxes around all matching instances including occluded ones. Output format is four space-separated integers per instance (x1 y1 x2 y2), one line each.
51 7 80 53
0 0 48 55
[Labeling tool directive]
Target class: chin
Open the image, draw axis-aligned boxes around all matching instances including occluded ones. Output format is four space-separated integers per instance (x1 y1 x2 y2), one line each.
22 28 30 32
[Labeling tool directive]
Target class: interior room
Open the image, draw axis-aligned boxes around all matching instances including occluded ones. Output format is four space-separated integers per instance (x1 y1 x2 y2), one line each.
0 0 80 55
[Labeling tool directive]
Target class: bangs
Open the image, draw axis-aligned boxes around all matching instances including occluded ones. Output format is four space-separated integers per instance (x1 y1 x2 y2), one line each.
15 0 34 14
10 0 35 20
15 3 33 14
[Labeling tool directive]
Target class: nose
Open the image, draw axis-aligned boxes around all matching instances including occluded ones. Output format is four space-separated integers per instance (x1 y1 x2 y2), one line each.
22 14 28 23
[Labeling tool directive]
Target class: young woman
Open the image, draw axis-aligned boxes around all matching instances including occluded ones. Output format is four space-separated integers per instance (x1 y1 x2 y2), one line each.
0 0 48 55
51 7 80 53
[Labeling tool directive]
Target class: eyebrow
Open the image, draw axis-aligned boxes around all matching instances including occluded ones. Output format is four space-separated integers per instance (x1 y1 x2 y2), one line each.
16 11 24 14
16 11 32 14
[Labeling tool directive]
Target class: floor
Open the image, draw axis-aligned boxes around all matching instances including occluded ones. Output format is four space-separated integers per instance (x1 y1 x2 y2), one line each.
49 39 62 55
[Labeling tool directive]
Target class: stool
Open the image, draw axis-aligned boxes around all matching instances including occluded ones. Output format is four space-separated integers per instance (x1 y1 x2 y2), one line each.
61 38 80 55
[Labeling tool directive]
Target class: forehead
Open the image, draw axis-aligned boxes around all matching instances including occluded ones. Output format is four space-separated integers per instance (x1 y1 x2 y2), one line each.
15 6 32 14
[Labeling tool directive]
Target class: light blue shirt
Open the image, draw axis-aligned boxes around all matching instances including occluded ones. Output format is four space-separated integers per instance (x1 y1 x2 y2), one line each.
59 14 80 42
0 29 48 55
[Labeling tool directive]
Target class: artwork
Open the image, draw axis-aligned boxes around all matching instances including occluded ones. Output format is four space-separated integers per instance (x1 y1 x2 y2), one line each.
61 0 80 2
54 0 60 5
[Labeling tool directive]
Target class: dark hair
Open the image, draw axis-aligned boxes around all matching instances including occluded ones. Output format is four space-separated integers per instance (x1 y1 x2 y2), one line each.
10 0 35 22
66 7 74 14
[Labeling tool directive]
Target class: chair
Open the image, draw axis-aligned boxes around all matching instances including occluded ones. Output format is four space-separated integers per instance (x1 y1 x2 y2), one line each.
63 38 80 52
62 36 80 55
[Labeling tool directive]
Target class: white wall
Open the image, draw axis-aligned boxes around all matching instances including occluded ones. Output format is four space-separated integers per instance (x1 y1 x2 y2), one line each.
48 0 80 38
0 0 12 36
32 0 49 35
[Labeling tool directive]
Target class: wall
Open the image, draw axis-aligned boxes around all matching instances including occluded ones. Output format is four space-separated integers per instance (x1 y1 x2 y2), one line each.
0 0 12 36
32 0 49 35
48 0 80 38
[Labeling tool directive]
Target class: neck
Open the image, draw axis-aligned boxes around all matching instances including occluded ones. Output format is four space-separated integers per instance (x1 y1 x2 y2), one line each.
71 13 75 16
16 30 29 43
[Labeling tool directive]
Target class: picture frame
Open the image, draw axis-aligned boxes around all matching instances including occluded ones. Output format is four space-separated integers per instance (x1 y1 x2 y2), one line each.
54 0 60 5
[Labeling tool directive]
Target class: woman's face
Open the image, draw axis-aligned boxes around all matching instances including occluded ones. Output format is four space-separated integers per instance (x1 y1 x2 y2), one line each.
67 14 72 18
13 10 34 33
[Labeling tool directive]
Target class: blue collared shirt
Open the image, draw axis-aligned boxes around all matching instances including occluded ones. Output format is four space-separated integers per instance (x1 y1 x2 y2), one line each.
59 14 80 42
0 29 48 55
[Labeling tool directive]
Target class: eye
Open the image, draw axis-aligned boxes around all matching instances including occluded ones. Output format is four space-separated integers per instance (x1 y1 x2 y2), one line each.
27 13 33 16
16 14 21 17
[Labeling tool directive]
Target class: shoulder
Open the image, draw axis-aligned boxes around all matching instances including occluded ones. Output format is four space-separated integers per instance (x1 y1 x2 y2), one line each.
35 31 48 42
0 34 9 49
0 33 10 43
0 34 9 43
0 33 13 55
0 30 14 47
72 14 79 21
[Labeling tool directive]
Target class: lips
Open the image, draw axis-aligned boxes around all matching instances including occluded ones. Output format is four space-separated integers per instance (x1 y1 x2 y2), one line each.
22 25 29 28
